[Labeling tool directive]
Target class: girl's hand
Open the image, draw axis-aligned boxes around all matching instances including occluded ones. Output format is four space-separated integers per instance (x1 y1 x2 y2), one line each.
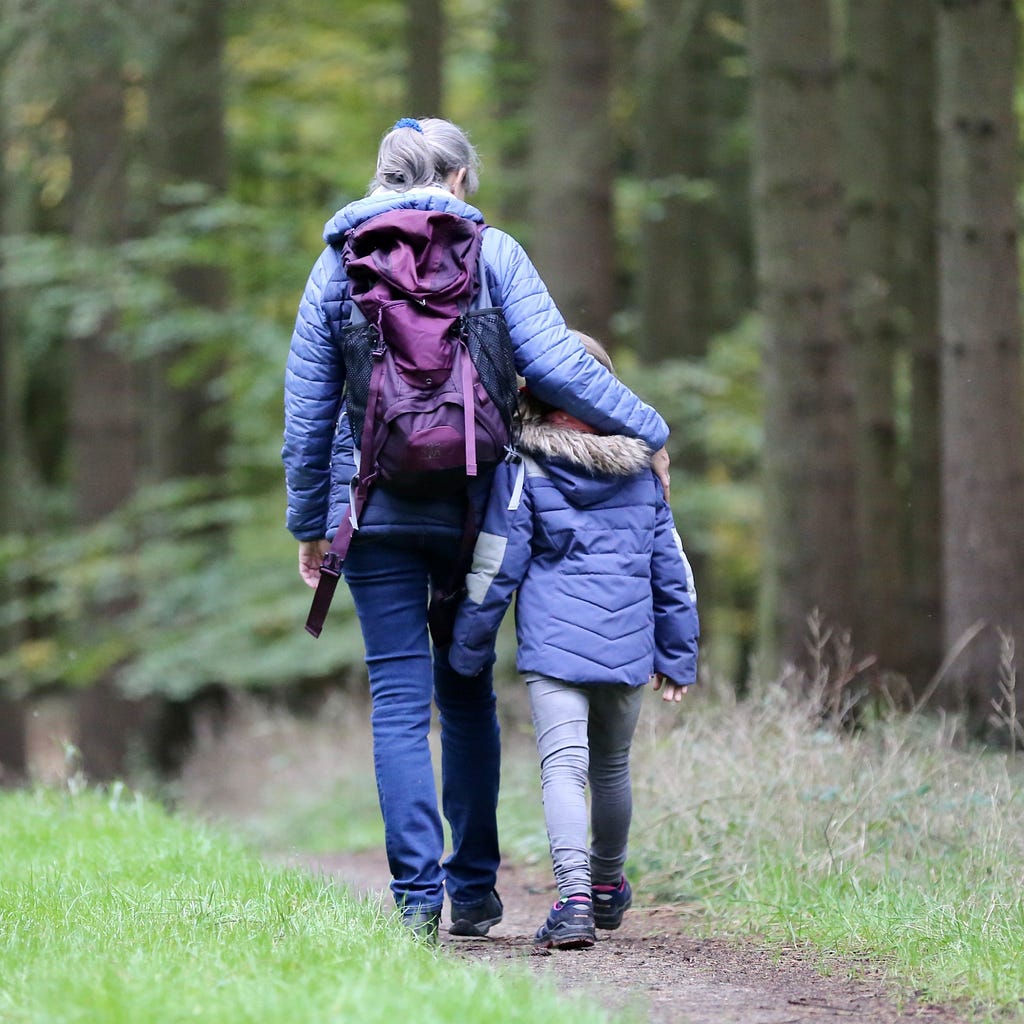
299 539 330 589
652 673 689 703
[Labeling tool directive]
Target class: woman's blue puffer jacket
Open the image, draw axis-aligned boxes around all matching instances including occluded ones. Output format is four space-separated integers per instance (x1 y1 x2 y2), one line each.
448 409 699 687
282 189 670 542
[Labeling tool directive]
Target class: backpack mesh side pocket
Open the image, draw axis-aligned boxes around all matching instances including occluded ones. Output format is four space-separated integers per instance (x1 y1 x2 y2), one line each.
340 322 375 449
463 307 518 435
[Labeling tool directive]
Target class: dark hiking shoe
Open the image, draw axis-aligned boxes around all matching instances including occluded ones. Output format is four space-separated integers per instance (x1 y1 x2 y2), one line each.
402 906 442 943
533 895 596 949
592 876 633 931
449 889 503 936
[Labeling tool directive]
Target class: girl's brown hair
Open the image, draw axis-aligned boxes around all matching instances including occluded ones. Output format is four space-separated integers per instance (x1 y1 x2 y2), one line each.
573 331 615 375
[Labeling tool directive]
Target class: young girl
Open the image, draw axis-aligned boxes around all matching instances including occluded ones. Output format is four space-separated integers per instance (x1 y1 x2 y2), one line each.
448 334 698 948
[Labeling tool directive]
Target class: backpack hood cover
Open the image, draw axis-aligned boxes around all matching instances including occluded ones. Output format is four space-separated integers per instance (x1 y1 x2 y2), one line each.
341 209 482 380
342 208 481 321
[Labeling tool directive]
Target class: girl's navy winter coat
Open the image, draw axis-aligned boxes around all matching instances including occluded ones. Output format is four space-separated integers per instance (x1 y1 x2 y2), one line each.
282 189 670 543
448 410 699 688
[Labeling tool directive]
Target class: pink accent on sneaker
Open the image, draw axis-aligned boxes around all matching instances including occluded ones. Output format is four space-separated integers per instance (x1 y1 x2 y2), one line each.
553 894 593 910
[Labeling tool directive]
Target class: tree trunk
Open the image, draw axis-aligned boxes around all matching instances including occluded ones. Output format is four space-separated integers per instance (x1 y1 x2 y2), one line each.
492 0 534 236
892 0 942 695
746 0 858 672
0 99 28 784
841 0 907 677
529 0 615 340
405 0 444 117
65 37 146 780
635 0 718 657
637 0 715 361
66 65 139 521
145 0 229 484
936 0 1024 729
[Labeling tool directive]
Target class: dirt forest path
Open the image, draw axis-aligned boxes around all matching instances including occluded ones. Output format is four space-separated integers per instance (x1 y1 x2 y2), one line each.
287 848 968 1024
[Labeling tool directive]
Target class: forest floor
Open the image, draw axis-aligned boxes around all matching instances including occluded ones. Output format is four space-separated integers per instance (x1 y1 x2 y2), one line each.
284 843 969 1024
173 696 974 1024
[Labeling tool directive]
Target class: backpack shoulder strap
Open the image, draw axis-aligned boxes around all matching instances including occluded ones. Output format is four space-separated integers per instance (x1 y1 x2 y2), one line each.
346 294 368 328
472 227 495 310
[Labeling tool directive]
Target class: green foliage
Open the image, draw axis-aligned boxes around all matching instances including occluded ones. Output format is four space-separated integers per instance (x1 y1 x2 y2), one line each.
622 315 762 550
2 0 510 711
621 315 763 678
0 482 365 700
0 786 613 1024
0 0 763 712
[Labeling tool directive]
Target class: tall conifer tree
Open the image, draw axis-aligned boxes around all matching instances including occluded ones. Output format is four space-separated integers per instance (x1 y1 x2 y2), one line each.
936 0 1024 728
530 0 614 339
746 0 858 670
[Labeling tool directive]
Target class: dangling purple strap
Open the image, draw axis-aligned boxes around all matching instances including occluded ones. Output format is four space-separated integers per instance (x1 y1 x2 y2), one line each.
304 516 353 638
305 347 386 638
462 343 477 476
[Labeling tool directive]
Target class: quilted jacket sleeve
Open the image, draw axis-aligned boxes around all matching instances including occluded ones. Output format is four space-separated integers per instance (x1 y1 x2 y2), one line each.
482 230 670 452
282 247 346 540
650 481 700 686
449 461 535 676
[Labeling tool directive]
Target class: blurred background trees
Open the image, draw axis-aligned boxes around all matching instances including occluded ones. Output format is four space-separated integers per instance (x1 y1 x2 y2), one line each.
2 0 1023 779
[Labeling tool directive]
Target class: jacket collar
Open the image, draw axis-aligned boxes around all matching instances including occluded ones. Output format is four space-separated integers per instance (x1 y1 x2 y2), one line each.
323 189 485 244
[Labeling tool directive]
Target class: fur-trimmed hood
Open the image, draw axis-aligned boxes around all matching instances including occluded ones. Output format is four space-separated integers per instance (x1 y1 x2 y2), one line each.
516 401 652 509
517 402 652 476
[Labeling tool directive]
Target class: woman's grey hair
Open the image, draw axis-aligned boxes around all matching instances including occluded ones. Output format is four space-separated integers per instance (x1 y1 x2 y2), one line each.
372 117 481 195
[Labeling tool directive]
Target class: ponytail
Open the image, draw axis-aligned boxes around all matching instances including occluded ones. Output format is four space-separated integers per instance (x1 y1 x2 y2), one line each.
371 117 481 196
373 121 435 192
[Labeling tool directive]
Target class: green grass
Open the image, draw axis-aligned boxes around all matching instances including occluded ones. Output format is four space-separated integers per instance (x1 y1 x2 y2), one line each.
0 786 610 1024
171 682 1024 1019
171 696 387 856
623 682 1024 1018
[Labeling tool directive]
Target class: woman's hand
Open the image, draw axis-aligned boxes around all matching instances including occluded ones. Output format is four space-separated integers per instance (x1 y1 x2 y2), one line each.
651 446 671 499
299 539 330 589
652 673 689 703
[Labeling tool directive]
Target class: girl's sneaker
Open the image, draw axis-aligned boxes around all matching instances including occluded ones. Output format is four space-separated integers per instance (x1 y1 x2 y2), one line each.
534 895 596 949
592 876 632 930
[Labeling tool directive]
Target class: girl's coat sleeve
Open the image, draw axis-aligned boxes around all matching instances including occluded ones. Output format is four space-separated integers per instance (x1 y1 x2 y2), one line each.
449 462 534 676
282 248 345 540
651 488 700 686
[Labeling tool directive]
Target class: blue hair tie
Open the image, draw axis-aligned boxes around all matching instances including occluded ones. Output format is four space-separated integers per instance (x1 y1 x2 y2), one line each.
392 117 424 134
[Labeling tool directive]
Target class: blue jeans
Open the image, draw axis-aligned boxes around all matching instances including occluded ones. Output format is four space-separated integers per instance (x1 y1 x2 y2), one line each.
343 533 501 915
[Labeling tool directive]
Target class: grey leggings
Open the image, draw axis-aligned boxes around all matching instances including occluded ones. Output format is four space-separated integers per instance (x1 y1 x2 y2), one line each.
526 673 645 899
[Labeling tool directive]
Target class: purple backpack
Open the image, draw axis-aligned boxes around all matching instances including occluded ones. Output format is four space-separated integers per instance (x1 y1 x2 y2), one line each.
305 209 518 638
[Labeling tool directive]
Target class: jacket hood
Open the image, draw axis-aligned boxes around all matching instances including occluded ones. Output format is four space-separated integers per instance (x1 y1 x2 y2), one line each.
323 188 486 245
518 403 652 508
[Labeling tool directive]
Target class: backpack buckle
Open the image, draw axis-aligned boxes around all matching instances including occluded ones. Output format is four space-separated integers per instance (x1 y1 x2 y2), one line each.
320 552 344 578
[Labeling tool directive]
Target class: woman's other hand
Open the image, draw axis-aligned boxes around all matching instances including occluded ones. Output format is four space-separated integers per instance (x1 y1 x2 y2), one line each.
651 446 671 499
299 539 330 588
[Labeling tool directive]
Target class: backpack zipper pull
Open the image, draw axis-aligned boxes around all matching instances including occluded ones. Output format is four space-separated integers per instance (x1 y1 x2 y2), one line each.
371 313 387 358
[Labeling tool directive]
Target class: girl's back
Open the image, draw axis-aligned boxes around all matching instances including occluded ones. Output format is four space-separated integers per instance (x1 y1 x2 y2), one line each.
452 403 698 688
